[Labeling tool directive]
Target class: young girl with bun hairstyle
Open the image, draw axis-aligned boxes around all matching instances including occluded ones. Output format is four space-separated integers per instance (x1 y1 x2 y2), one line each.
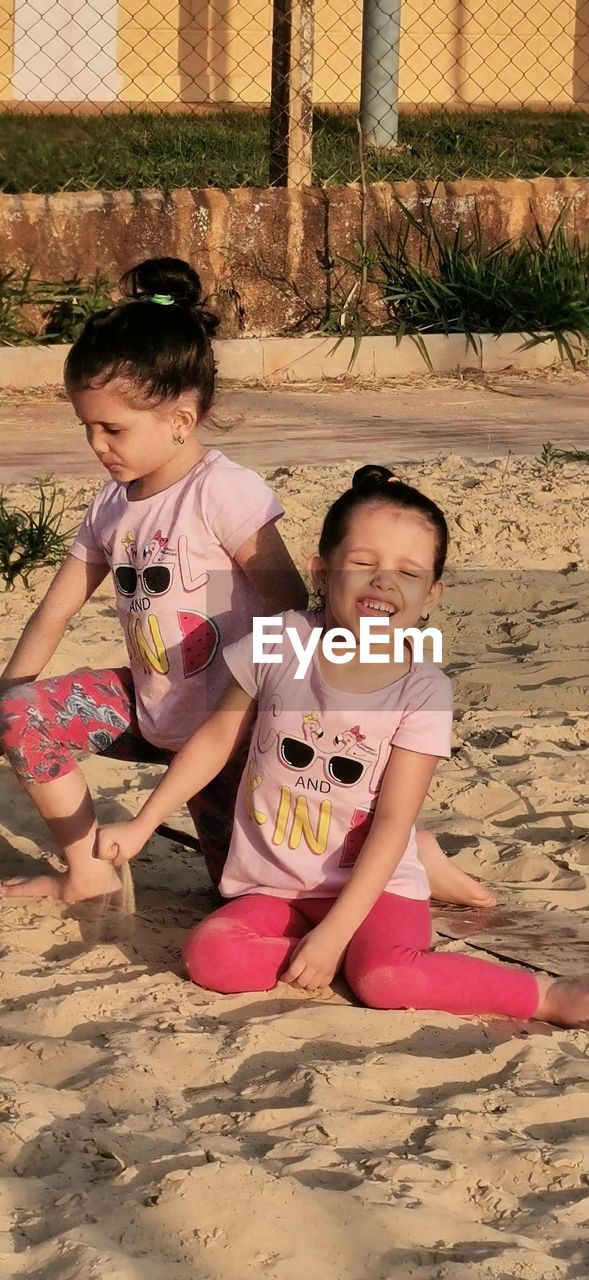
0 257 307 902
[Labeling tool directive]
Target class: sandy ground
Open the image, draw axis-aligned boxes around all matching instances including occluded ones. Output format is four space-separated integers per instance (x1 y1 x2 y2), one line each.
0 453 588 1279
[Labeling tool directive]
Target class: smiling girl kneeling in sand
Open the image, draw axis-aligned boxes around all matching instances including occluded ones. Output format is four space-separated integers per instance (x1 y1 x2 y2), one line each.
95 466 589 1027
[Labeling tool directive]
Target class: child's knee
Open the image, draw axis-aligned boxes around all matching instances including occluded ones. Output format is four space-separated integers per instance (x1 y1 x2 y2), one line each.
344 951 414 1010
183 914 245 992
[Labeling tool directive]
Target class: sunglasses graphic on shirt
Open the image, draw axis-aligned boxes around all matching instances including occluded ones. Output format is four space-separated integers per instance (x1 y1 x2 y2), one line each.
279 734 367 786
114 564 172 597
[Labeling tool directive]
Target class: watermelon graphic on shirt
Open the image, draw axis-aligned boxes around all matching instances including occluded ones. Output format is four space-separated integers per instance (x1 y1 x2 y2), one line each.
178 610 220 677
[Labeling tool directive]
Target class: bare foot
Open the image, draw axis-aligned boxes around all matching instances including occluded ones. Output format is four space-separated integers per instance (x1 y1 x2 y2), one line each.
417 830 497 908
534 976 589 1028
0 862 122 903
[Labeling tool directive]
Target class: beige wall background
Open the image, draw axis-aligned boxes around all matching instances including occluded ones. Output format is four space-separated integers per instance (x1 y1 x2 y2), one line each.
1 0 588 106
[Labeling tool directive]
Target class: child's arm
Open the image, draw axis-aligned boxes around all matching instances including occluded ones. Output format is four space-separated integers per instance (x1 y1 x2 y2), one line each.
284 746 441 990
95 679 256 865
235 522 308 613
0 555 109 693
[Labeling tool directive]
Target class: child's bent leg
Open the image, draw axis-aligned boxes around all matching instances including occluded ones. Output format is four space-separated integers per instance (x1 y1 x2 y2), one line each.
416 829 496 908
2 769 121 902
184 895 309 993
0 669 159 902
344 893 539 1019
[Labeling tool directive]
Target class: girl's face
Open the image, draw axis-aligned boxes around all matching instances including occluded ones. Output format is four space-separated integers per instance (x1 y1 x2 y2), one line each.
316 502 443 640
69 379 197 484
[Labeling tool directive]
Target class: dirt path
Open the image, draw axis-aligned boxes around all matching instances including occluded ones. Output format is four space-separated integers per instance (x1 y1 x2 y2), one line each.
2 374 589 480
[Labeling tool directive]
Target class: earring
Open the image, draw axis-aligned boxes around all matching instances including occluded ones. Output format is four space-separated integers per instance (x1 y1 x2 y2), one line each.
421 613 430 623
174 434 185 445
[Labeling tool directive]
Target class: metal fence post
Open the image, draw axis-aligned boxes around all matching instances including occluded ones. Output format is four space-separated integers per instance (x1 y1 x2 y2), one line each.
269 0 315 186
360 0 402 149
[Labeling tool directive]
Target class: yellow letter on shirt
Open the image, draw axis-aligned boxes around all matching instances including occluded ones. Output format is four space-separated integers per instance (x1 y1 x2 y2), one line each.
131 615 170 676
289 795 331 855
272 786 291 846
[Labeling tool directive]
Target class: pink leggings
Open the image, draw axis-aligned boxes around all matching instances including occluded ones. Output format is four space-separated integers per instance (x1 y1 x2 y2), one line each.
184 892 540 1017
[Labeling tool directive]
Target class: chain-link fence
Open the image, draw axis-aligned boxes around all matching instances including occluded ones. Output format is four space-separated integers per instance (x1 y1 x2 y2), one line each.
0 0 588 189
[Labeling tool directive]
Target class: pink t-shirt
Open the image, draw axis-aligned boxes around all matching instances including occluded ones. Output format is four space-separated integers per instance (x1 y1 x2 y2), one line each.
221 610 453 901
69 449 283 751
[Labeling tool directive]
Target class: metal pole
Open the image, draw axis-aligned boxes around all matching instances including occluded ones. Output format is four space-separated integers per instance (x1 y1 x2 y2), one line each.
269 0 315 186
360 0 401 149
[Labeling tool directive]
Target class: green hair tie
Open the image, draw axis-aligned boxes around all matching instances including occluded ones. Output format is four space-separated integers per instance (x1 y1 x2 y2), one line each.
149 293 175 306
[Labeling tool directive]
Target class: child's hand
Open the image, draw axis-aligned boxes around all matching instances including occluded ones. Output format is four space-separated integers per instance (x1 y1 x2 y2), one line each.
283 924 347 991
93 820 147 866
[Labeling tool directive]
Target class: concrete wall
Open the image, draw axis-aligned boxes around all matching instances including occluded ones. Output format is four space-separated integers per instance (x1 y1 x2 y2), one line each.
1 0 588 106
1 177 589 336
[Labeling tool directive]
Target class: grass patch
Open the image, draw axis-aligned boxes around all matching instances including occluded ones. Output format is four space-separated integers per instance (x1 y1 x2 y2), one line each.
0 111 270 193
0 108 588 193
0 266 37 344
315 108 589 186
0 482 74 587
538 441 589 466
0 273 112 345
35 274 113 343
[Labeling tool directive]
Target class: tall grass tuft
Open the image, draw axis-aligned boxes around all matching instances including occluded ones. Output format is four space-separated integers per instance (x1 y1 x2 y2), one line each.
0 483 74 588
378 204 589 363
0 271 112 346
0 266 37 345
37 273 113 343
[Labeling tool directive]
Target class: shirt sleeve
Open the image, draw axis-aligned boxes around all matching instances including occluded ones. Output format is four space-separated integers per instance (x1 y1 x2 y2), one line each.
224 611 292 699
68 494 109 566
202 460 284 557
223 631 260 699
392 671 453 759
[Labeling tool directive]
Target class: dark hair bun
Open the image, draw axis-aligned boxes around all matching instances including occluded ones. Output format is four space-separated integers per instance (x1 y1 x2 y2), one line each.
352 464 398 490
121 257 219 338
